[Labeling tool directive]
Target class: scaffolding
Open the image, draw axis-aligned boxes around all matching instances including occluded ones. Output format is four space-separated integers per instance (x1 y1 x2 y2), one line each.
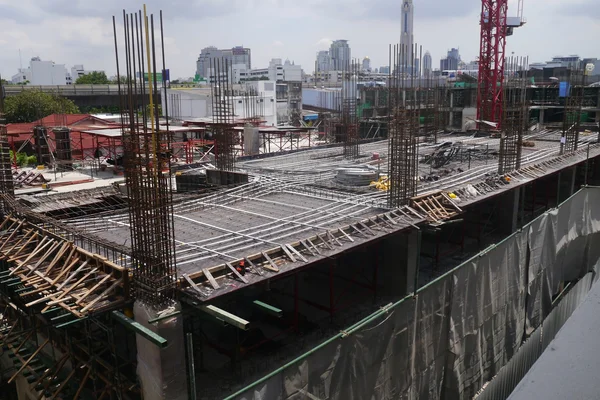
0 77 14 209
114 8 177 305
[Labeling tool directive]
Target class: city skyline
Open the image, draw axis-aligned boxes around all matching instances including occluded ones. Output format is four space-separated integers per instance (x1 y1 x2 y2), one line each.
1 0 599 79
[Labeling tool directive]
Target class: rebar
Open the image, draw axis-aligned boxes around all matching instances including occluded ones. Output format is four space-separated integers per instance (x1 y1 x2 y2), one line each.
388 43 419 208
342 59 360 159
562 65 585 154
113 7 177 305
210 58 236 171
498 56 528 174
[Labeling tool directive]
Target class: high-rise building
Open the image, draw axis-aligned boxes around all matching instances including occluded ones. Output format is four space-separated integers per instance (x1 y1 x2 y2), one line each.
440 48 460 71
423 51 433 76
329 40 351 71
316 51 331 72
400 0 414 68
195 46 251 79
362 57 371 72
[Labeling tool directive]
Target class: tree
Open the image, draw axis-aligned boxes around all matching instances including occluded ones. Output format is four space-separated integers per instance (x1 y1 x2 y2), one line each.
4 90 80 123
75 71 110 85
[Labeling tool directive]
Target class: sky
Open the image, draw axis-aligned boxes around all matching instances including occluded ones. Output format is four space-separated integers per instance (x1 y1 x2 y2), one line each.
0 0 599 80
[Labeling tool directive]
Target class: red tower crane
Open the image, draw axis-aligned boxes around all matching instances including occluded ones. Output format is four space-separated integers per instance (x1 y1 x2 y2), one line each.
477 0 525 130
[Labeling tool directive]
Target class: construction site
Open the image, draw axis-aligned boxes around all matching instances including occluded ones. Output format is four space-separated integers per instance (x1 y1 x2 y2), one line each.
1 3 600 400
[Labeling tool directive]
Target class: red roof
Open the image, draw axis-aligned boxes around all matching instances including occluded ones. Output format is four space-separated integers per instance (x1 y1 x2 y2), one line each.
6 114 120 140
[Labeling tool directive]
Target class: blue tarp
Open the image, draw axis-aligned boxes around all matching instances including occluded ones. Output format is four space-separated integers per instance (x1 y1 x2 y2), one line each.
559 81 570 97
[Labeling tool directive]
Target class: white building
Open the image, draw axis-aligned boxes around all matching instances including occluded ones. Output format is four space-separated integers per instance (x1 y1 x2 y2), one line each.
243 59 302 83
11 57 68 85
70 65 106 83
162 81 278 126
196 46 251 79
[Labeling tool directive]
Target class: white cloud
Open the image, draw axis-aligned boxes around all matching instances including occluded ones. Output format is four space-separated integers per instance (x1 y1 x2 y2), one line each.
0 1 599 79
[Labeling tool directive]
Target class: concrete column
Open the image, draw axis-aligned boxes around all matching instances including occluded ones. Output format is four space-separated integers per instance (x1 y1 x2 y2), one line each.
134 301 188 400
557 166 577 204
539 108 545 124
497 188 520 235
379 229 420 296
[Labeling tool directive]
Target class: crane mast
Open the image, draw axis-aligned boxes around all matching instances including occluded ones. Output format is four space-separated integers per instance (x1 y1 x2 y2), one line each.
476 0 509 130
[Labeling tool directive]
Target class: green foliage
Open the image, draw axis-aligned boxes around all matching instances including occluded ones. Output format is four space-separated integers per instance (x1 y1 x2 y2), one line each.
75 71 110 85
80 105 120 114
9 150 38 166
4 90 80 123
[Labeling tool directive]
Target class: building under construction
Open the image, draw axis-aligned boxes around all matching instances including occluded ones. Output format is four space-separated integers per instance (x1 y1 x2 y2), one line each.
1 10 600 400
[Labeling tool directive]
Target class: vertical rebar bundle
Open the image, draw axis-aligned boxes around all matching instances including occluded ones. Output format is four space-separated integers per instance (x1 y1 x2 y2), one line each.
113 8 177 305
562 66 585 154
342 60 360 159
388 44 419 208
498 56 528 174
211 59 236 171
0 77 14 210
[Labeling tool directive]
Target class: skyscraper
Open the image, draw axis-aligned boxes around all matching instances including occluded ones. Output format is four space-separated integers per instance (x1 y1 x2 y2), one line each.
329 40 351 71
362 57 371 72
400 0 414 68
423 51 432 76
316 51 331 72
440 48 460 71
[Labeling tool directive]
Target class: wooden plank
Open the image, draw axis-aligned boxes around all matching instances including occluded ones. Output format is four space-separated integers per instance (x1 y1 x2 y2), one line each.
80 279 122 313
24 241 61 278
359 222 376 236
350 224 368 238
72 365 91 400
260 252 279 272
8 339 49 383
300 240 316 256
280 245 296 263
327 231 343 247
202 268 220 290
226 262 249 284
7 232 38 259
74 274 112 305
253 300 283 318
0 221 23 252
316 233 333 250
286 244 308 263
53 268 98 302
199 305 249 330
306 238 321 255
4 229 34 254
183 274 203 295
55 260 88 290
244 257 263 276
50 257 80 286
44 242 72 275
338 228 355 243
